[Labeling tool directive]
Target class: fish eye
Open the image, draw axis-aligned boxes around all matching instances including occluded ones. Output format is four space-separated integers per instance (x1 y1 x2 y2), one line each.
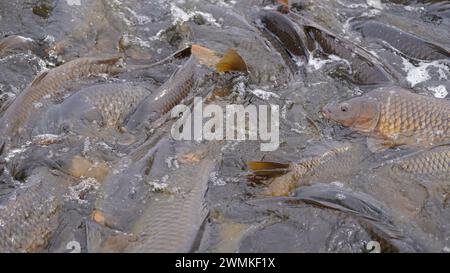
340 103 349 112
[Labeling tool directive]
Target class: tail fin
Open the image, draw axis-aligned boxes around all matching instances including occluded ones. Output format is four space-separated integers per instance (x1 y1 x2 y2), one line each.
247 161 291 177
215 48 248 73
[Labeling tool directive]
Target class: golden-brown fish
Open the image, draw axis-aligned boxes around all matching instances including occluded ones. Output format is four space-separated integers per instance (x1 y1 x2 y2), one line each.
247 142 369 196
388 144 450 175
323 87 450 152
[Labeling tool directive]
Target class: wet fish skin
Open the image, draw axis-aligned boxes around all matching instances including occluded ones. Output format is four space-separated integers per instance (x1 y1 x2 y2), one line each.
125 146 217 253
354 21 450 61
323 87 450 150
304 26 393 85
0 56 124 146
34 83 150 137
0 167 72 252
125 55 198 131
389 145 450 175
0 35 34 55
257 10 308 60
290 183 438 252
186 22 292 85
248 142 370 196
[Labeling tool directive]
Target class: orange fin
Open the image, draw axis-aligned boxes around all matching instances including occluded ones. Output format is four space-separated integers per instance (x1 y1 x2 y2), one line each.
277 0 289 6
191 44 221 67
215 48 248 73
247 161 290 177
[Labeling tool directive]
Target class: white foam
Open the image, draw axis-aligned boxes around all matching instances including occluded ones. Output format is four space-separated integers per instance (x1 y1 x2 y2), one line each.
307 54 350 71
428 85 448 98
170 3 220 27
403 59 450 87
66 0 81 6
250 88 280 100
64 177 99 205
366 0 384 10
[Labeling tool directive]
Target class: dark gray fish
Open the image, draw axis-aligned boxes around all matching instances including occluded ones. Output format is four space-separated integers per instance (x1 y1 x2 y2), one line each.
0 167 73 252
0 56 124 147
354 21 450 61
304 25 395 85
125 55 198 131
34 83 150 141
250 183 441 252
124 146 217 252
256 10 309 61
185 22 292 85
90 132 169 234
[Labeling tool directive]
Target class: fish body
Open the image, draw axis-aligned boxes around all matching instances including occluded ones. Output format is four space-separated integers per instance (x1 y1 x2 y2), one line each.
0 56 124 146
187 23 292 85
257 10 308 60
304 26 394 85
125 150 215 252
389 145 450 175
34 83 150 137
354 21 450 61
0 35 34 55
125 55 198 131
248 142 369 196
0 167 73 252
323 87 450 151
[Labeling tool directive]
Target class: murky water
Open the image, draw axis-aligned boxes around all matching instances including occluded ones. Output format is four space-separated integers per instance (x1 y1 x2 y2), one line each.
0 0 449 252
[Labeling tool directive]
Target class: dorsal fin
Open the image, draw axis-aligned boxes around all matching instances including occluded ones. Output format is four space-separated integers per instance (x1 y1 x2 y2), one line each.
215 48 248 73
30 70 49 87
191 44 221 68
94 56 122 65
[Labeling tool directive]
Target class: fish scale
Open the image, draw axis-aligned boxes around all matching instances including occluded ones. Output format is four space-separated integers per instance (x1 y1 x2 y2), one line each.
0 56 124 147
77 84 150 128
125 55 198 131
323 87 450 150
375 89 449 145
0 168 72 252
392 146 450 175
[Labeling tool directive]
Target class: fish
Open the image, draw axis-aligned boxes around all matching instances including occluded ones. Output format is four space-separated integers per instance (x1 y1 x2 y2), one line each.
354 21 450 61
247 142 370 196
89 135 217 252
124 55 199 131
0 35 34 55
245 182 441 252
386 144 450 175
303 25 396 85
185 22 292 85
286 183 439 252
0 56 124 148
0 167 74 252
322 87 450 152
33 83 151 143
124 146 216 252
256 10 309 61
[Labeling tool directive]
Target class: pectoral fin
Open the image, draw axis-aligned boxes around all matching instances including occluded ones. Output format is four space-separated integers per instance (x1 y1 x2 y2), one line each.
367 137 392 153
247 161 291 177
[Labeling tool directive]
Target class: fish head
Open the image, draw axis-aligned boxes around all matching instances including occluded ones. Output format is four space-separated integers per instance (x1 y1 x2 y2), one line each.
322 96 380 133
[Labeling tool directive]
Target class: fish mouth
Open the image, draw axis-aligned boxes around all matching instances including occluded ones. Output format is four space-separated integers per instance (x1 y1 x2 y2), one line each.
321 104 333 120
